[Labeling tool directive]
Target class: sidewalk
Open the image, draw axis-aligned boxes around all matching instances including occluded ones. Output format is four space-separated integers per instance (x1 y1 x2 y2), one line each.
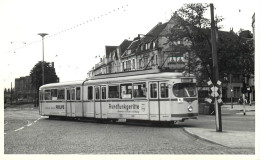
184 128 255 148
222 103 255 115
184 104 255 149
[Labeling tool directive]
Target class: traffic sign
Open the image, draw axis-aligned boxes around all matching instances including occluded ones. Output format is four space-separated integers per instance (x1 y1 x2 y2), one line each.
206 79 223 105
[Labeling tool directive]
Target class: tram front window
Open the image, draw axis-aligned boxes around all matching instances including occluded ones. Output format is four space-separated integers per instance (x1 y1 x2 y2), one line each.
172 83 197 97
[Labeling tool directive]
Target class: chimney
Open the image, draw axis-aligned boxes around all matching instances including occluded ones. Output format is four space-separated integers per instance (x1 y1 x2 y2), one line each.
52 62 54 68
158 22 162 25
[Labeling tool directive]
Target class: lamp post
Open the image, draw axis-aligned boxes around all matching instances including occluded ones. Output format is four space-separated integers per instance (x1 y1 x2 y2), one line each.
38 33 48 85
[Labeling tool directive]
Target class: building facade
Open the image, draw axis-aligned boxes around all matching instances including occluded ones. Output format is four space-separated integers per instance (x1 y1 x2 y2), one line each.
89 12 189 77
15 76 36 102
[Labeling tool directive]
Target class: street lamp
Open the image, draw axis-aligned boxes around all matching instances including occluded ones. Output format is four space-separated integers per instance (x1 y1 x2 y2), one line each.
38 33 48 85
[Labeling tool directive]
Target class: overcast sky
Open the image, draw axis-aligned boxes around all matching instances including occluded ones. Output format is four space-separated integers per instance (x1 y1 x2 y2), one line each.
0 0 257 89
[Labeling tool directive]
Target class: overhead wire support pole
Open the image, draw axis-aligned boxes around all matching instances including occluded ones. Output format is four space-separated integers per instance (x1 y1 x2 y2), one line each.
210 4 222 132
38 33 48 85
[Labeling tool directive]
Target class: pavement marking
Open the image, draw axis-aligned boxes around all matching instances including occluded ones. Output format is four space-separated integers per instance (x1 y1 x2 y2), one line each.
34 120 38 123
4 133 7 135
14 127 24 132
4 121 8 125
27 123 33 127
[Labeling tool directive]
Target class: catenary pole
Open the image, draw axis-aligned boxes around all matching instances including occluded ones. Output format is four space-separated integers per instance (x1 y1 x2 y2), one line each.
38 33 48 85
210 4 222 132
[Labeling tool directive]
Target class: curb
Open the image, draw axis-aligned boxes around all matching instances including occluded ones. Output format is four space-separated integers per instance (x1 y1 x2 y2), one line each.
182 127 231 148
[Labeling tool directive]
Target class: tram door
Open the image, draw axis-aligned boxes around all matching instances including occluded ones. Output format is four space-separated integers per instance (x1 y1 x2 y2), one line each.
66 88 72 117
101 86 107 118
94 86 102 118
149 82 160 121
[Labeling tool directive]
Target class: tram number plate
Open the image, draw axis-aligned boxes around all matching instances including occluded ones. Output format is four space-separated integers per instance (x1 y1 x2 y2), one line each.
178 98 184 103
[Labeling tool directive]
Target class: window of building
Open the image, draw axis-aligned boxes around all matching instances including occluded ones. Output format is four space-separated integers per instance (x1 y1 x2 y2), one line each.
76 87 81 100
95 87 100 100
122 62 125 70
57 89 65 100
144 57 149 67
150 83 157 98
102 86 106 99
139 59 142 69
67 89 71 100
44 90 51 100
133 82 146 98
160 83 168 98
132 59 135 69
127 49 131 55
108 85 119 98
51 89 57 100
120 83 132 99
233 87 240 98
88 86 93 100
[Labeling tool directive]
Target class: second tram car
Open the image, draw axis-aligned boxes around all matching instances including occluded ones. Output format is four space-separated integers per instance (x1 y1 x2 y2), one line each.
39 71 198 123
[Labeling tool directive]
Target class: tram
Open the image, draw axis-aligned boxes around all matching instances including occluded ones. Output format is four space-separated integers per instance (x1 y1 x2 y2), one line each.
39 70 198 123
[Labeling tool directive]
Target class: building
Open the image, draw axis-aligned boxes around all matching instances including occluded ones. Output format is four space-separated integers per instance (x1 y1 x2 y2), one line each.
88 12 255 103
89 12 188 77
14 62 59 103
15 76 35 102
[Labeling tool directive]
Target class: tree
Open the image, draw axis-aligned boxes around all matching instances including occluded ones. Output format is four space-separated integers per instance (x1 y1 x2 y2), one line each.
167 3 254 84
30 61 59 105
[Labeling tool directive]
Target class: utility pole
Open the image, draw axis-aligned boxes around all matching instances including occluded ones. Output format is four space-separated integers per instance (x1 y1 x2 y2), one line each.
210 3 222 132
230 74 233 109
38 33 48 85
11 82 13 105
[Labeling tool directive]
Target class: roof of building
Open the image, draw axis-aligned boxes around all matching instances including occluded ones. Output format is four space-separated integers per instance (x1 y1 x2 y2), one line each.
119 39 133 56
105 46 117 58
141 22 168 43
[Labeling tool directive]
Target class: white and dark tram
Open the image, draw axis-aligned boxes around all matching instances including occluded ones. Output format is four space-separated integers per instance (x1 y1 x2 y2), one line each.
39 70 198 123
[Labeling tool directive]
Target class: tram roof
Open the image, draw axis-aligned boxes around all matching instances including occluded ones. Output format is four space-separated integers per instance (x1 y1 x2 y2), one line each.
39 70 195 89
39 80 84 89
85 70 195 84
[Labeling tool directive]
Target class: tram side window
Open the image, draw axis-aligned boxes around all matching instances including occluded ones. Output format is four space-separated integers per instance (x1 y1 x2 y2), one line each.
67 89 71 100
44 90 51 100
71 88 75 100
120 83 132 99
133 83 146 98
51 89 58 100
150 83 157 98
95 87 100 100
102 87 106 99
108 85 119 98
39 91 43 100
88 86 93 100
76 87 81 100
160 83 169 98
58 89 65 100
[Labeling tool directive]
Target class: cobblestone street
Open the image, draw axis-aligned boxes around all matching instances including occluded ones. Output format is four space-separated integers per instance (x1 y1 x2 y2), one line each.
4 106 254 154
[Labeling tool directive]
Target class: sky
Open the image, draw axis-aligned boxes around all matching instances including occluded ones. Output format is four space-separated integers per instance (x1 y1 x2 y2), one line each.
0 0 258 89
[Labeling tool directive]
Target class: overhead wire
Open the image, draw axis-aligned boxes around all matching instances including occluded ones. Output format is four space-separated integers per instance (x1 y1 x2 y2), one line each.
5 4 128 54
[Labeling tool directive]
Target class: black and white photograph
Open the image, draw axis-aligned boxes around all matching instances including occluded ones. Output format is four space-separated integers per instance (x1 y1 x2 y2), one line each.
1 0 259 159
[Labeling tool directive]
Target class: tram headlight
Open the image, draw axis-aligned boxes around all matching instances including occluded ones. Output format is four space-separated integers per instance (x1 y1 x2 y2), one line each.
187 105 193 112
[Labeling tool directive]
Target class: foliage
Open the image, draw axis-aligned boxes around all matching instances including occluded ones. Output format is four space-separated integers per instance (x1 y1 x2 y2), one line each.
30 61 58 90
167 3 254 84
